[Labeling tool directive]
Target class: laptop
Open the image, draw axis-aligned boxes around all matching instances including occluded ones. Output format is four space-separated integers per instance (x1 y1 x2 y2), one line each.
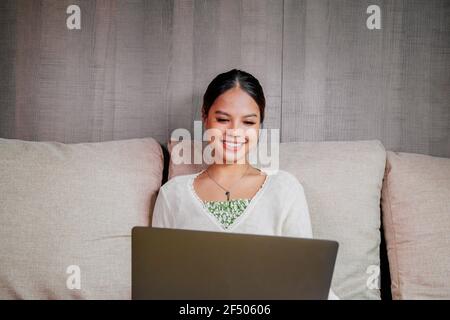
132 226 338 300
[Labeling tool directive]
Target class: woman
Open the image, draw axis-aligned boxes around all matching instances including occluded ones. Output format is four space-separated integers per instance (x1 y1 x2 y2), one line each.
152 69 339 300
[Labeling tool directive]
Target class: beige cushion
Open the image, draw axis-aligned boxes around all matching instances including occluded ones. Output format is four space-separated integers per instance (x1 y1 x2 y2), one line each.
0 138 163 299
168 139 386 299
381 151 450 299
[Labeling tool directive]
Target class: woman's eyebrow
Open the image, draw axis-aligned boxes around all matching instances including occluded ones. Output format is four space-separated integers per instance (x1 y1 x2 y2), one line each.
215 110 230 116
215 110 257 118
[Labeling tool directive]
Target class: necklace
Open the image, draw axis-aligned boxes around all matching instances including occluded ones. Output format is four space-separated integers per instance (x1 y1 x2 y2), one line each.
205 165 250 201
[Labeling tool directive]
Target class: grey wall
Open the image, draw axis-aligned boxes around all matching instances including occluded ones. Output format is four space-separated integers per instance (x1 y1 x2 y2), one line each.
0 0 449 157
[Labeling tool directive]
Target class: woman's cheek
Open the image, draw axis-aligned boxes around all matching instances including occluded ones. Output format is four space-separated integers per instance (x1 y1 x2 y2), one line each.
246 128 259 151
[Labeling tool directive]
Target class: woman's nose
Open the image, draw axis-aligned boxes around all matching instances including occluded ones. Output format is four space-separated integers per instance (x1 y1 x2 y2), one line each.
225 126 246 140
229 120 244 130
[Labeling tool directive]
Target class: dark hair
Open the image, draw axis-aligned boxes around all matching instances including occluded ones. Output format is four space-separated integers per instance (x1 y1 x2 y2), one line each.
202 69 265 124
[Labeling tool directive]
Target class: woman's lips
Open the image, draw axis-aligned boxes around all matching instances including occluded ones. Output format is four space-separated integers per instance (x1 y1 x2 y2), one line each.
222 140 246 152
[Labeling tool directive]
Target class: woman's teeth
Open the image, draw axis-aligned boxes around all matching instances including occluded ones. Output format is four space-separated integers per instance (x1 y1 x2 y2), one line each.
223 141 245 150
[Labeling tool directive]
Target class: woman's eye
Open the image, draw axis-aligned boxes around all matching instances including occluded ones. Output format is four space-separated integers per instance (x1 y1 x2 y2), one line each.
216 118 255 125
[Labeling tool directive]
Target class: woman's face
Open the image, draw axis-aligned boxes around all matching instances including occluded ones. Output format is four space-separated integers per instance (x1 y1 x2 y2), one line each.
203 86 261 164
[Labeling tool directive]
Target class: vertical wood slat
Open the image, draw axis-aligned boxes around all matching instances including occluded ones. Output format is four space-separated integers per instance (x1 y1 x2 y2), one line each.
0 0 16 138
240 0 283 131
430 1 450 157
13 0 42 141
166 0 194 139
113 0 172 143
23 0 97 142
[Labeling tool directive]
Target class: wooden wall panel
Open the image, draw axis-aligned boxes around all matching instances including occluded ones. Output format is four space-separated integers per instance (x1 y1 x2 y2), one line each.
0 0 448 156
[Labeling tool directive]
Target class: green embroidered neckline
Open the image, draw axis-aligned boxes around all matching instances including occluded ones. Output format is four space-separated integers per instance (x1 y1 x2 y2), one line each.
203 199 251 229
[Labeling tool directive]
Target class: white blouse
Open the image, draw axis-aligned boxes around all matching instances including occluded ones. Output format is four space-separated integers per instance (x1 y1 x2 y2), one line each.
152 168 339 300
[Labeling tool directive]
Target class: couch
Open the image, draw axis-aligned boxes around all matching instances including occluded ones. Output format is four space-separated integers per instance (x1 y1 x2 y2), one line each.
0 137 449 299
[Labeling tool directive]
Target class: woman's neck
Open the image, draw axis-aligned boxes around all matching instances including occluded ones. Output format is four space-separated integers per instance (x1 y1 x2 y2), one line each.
207 162 251 179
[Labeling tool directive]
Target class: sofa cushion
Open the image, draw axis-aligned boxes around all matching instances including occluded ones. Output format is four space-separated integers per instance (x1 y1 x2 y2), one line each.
0 138 163 299
167 139 386 299
381 151 450 299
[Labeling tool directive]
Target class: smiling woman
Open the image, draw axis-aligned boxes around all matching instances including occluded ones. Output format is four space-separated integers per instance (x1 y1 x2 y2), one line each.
152 69 339 300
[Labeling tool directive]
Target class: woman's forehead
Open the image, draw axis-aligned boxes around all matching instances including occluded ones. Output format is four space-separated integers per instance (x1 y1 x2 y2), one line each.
210 88 260 114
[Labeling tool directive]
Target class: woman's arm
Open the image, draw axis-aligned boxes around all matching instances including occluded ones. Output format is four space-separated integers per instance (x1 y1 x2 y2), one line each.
151 187 174 228
281 181 313 238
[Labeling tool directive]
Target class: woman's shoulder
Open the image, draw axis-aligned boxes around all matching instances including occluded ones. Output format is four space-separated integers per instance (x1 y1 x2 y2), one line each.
262 169 306 199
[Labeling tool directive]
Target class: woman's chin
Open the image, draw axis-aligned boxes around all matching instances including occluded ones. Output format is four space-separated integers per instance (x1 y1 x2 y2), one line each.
221 150 247 164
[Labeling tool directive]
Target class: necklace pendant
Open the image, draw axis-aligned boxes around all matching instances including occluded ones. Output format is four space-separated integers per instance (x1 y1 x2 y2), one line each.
225 191 230 201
